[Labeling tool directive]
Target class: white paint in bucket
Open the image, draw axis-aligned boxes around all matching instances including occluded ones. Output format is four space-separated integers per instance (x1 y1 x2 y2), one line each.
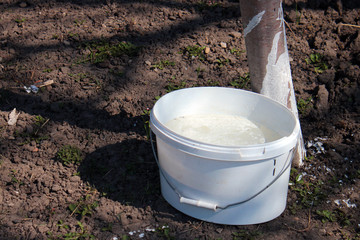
165 114 282 146
150 87 300 225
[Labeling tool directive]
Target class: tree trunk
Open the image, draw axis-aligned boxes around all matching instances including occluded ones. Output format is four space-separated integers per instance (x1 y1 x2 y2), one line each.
239 0 305 166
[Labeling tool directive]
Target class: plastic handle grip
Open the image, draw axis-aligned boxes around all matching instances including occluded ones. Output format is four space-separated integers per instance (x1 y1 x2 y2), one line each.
180 197 217 211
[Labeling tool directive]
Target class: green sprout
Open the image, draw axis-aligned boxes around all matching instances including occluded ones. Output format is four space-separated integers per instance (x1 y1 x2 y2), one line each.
156 225 174 240
68 197 98 219
48 221 95 240
230 48 245 56
297 97 313 115
316 209 351 226
15 18 26 24
151 60 175 70
182 45 206 61
166 81 186 92
81 40 140 64
56 145 83 166
305 53 328 74
42 68 53 73
289 168 326 209
230 73 250 90
215 58 230 68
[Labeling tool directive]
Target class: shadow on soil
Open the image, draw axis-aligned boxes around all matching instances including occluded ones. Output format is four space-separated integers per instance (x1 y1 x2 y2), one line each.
77 138 196 226
78 139 160 207
0 89 145 135
4 0 360 10
2 0 241 63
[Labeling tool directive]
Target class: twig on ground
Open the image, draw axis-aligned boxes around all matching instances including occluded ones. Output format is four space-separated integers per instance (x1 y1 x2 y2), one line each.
69 188 92 217
103 169 113 178
34 118 50 135
70 202 81 217
284 20 296 38
340 23 360 28
37 79 54 87
284 209 312 232
178 221 204 235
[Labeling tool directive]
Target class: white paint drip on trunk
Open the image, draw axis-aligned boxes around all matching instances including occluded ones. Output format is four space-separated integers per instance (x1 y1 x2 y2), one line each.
260 32 298 117
243 10 265 37
260 7 304 167
276 1 284 28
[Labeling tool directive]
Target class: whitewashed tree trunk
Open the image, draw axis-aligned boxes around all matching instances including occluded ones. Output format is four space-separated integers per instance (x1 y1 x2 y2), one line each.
239 0 305 166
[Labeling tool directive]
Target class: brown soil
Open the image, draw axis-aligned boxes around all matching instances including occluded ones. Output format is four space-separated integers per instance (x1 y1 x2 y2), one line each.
0 0 359 239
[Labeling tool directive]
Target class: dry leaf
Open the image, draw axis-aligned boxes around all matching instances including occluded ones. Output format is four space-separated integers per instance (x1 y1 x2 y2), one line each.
8 108 20 126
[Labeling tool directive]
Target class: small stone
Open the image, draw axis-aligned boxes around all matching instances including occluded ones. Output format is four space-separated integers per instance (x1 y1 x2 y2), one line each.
19 2 27 8
66 188 74 194
324 40 338 58
145 60 151 66
51 185 61 192
119 213 130 225
24 144 33 152
60 67 71 75
36 225 48 234
204 47 210 54
111 223 123 235
220 42 227 48
12 156 21 163
350 31 360 51
105 85 115 92
286 10 299 23
350 192 359 200
145 206 152 212
70 175 81 182
229 31 242 38
124 95 132 102
316 85 329 112
28 227 37 239
63 40 71 46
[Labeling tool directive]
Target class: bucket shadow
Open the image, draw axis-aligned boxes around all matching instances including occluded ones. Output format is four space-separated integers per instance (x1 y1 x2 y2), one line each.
78 139 199 225
78 139 160 207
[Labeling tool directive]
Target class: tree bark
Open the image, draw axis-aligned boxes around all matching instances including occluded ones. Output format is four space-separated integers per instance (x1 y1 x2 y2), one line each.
239 0 305 166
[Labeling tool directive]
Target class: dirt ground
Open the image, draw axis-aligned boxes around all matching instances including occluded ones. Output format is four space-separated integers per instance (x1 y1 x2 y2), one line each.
0 0 359 239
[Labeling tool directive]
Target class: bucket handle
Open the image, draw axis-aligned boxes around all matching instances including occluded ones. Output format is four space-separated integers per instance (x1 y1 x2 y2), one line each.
151 131 295 211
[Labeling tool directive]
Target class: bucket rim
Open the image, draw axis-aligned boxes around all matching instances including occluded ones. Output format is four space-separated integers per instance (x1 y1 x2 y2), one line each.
150 87 300 160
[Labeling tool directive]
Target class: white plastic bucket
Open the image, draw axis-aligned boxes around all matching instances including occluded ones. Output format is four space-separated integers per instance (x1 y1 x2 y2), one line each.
150 87 300 225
